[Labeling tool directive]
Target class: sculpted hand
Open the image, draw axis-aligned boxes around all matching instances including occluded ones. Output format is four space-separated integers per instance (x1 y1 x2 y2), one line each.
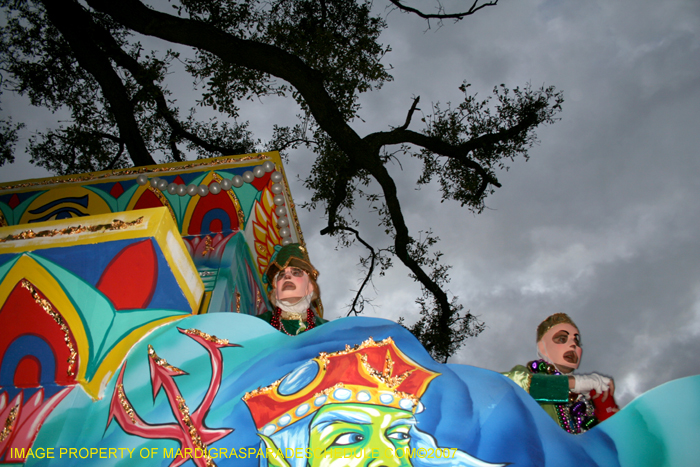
572 373 612 400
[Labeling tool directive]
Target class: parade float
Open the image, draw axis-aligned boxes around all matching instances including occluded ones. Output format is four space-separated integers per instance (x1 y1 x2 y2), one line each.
0 152 697 466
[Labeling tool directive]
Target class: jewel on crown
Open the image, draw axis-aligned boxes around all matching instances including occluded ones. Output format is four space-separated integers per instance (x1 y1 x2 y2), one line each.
243 337 440 435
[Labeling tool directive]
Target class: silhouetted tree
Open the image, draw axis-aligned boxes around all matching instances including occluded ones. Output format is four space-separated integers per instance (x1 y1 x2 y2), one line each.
0 0 562 362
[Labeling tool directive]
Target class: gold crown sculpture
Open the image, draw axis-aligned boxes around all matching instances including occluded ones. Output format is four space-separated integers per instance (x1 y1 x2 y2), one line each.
243 337 440 435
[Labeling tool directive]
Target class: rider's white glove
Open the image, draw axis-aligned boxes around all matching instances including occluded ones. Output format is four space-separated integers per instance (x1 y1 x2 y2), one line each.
572 373 611 395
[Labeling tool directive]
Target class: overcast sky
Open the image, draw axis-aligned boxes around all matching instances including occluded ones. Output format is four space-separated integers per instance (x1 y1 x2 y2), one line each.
2 0 699 407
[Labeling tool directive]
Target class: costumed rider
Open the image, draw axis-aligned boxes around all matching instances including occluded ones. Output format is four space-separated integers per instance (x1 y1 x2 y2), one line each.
258 243 327 335
503 313 618 434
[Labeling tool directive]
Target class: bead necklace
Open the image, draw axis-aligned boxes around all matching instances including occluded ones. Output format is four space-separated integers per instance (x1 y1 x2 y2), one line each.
527 359 598 434
270 307 315 336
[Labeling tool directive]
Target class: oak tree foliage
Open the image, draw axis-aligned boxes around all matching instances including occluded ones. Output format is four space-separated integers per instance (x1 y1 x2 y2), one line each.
0 0 563 362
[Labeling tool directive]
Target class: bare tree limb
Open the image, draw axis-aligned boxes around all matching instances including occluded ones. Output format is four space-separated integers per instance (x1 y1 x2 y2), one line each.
367 160 454 335
396 96 420 131
321 225 378 317
320 175 353 236
272 137 319 152
388 0 498 21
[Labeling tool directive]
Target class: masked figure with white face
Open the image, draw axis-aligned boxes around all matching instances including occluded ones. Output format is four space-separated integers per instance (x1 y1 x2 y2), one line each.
503 313 617 433
259 243 327 335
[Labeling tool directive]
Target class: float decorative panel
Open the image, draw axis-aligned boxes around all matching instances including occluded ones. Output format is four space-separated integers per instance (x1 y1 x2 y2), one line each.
0 152 309 317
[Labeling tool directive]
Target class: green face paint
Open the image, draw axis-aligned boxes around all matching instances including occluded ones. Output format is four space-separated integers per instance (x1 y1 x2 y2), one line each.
307 404 414 467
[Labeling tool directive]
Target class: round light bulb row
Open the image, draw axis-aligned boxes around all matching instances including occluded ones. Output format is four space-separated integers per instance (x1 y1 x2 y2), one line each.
135 160 294 245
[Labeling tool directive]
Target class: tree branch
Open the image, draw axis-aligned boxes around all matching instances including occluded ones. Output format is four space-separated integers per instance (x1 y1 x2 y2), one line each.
40 0 156 167
388 0 498 21
168 131 184 162
365 125 506 195
368 161 454 335
86 1 457 323
80 0 560 360
80 12 250 157
273 137 319 151
94 131 122 144
86 0 363 154
321 225 378 317
396 96 420 131
105 141 126 170
320 175 352 235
